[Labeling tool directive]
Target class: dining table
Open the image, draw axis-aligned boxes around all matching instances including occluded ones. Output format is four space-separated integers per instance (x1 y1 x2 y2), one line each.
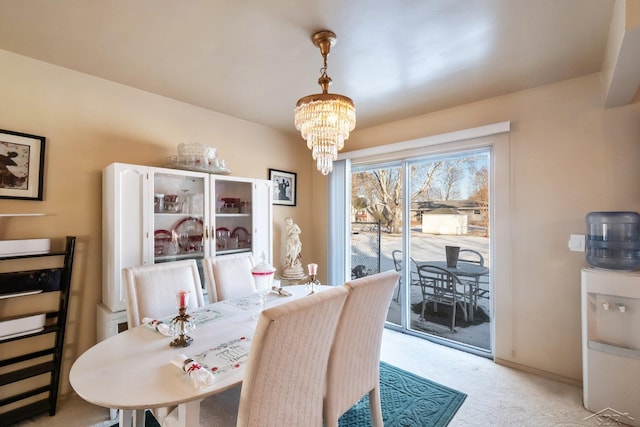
70 284 323 427
414 260 489 321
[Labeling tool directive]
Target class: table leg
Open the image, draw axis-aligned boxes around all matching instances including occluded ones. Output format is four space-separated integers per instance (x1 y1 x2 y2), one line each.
468 279 479 322
119 409 132 426
177 399 202 427
134 409 146 427
117 409 145 427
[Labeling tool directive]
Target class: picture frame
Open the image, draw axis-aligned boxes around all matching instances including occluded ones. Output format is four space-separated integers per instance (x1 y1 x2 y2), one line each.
0 129 46 201
269 169 296 206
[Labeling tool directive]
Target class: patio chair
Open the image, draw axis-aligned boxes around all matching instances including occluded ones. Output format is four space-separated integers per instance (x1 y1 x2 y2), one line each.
416 264 471 332
458 249 490 302
391 250 420 302
458 249 484 266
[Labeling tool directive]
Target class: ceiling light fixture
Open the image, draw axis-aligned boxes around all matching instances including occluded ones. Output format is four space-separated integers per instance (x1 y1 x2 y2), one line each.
295 30 356 175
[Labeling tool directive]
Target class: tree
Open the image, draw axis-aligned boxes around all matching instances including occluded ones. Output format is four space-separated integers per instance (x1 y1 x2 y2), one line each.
352 156 486 234
469 166 489 236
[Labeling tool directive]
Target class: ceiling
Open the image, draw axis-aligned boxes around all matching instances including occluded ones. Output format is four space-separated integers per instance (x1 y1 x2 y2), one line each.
0 0 630 136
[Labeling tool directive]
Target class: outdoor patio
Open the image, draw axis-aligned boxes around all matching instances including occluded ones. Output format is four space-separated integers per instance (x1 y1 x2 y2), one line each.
352 229 491 350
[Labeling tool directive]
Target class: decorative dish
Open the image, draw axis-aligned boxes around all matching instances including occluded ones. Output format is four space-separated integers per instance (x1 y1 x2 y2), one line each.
154 229 173 256
173 218 204 253
231 227 250 245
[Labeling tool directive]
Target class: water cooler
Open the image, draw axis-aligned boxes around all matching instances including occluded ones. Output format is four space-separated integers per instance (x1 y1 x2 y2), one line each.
581 212 640 424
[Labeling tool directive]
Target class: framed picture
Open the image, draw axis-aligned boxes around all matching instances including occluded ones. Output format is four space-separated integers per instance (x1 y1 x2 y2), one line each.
0 129 46 201
269 169 296 206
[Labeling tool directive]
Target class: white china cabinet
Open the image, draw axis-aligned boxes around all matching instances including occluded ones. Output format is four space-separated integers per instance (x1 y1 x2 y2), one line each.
102 162 272 314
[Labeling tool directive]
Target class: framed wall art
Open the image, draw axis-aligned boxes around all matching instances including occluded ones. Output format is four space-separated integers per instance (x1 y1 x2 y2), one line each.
0 129 46 201
269 168 296 206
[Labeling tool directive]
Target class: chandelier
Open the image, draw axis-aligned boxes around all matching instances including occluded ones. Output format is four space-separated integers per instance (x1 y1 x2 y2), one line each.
295 30 356 175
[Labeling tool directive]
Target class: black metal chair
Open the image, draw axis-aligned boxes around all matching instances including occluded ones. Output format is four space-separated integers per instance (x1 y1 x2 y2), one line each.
416 264 471 331
458 248 490 301
458 248 484 266
391 250 420 302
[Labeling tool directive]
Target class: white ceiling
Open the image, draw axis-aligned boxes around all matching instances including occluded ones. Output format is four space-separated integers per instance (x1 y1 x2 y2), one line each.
0 0 631 136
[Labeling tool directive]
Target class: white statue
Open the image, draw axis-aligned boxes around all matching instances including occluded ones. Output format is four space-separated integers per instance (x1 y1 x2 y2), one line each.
282 217 306 280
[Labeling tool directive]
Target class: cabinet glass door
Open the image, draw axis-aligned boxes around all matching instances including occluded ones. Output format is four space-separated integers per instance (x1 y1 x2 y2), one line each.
152 171 207 264
212 178 254 257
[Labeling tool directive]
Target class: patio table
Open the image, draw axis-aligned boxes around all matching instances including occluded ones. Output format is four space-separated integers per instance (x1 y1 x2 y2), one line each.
415 260 488 321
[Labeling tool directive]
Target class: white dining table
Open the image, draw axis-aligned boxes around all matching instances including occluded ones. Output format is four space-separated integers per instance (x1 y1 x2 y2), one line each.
70 285 320 427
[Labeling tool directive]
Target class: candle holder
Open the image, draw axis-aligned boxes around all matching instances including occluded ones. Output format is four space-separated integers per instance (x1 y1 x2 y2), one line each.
170 290 194 347
306 264 321 294
169 307 193 347
306 274 321 294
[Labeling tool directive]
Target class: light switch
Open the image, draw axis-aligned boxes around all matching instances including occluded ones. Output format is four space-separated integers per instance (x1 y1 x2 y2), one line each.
568 234 586 252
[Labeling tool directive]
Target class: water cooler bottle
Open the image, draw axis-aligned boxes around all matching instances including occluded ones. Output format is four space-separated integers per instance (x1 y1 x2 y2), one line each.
581 212 640 424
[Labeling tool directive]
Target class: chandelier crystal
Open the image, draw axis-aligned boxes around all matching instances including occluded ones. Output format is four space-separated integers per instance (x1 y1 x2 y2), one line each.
295 31 355 175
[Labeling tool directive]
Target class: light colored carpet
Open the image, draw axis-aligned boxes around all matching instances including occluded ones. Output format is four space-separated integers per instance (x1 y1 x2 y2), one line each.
15 329 596 427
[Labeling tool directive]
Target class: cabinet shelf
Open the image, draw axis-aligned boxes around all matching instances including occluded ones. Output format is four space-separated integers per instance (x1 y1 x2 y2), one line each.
217 248 252 256
215 213 250 218
0 236 76 425
155 253 204 262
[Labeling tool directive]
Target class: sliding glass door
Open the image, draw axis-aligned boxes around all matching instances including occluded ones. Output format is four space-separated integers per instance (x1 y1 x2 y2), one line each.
350 148 492 354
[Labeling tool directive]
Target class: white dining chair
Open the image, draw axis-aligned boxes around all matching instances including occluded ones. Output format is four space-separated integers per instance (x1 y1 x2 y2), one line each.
122 259 205 425
237 286 349 427
122 259 206 327
202 253 256 303
323 270 400 427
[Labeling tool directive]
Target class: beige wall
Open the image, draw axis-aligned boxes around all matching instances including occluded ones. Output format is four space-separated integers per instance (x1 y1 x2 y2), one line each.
0 49 314 394
312 73 640 382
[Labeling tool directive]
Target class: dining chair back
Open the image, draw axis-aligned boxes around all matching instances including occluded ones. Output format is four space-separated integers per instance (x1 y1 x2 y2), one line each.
122 259 205 425
203 253 256 303
323 270 400 427
122 259 205 328
416 264 469 331
237 286 349 427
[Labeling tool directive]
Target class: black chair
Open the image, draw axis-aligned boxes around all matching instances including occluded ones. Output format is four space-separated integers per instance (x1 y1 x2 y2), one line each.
458 248 484 266
458 249 490 301
391 250 420 302
416 264 471 331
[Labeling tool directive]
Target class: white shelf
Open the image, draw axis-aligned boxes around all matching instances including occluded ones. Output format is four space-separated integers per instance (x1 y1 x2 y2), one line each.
0 213 45 217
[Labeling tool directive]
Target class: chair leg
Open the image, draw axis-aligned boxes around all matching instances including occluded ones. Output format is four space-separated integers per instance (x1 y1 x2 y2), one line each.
393 279 401 302
450 301 456 332
369 386 383 427
324 416 338 427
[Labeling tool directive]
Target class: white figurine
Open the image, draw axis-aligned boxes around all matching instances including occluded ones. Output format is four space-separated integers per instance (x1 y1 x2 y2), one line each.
282 217 306 280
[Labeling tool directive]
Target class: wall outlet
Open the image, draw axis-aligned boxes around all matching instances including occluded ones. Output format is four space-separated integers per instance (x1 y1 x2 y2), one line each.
568 234 586 252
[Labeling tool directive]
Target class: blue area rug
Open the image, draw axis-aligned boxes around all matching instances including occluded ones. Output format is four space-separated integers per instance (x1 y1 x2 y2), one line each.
115 362 465 427
338 362 466 427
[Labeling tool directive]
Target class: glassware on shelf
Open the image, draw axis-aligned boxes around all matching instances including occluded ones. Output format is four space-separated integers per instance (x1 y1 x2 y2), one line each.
154 194 164 212
178 232 190 253
163 194 180 212
216 228 230 250
177 181 191 214
164 143 231 175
